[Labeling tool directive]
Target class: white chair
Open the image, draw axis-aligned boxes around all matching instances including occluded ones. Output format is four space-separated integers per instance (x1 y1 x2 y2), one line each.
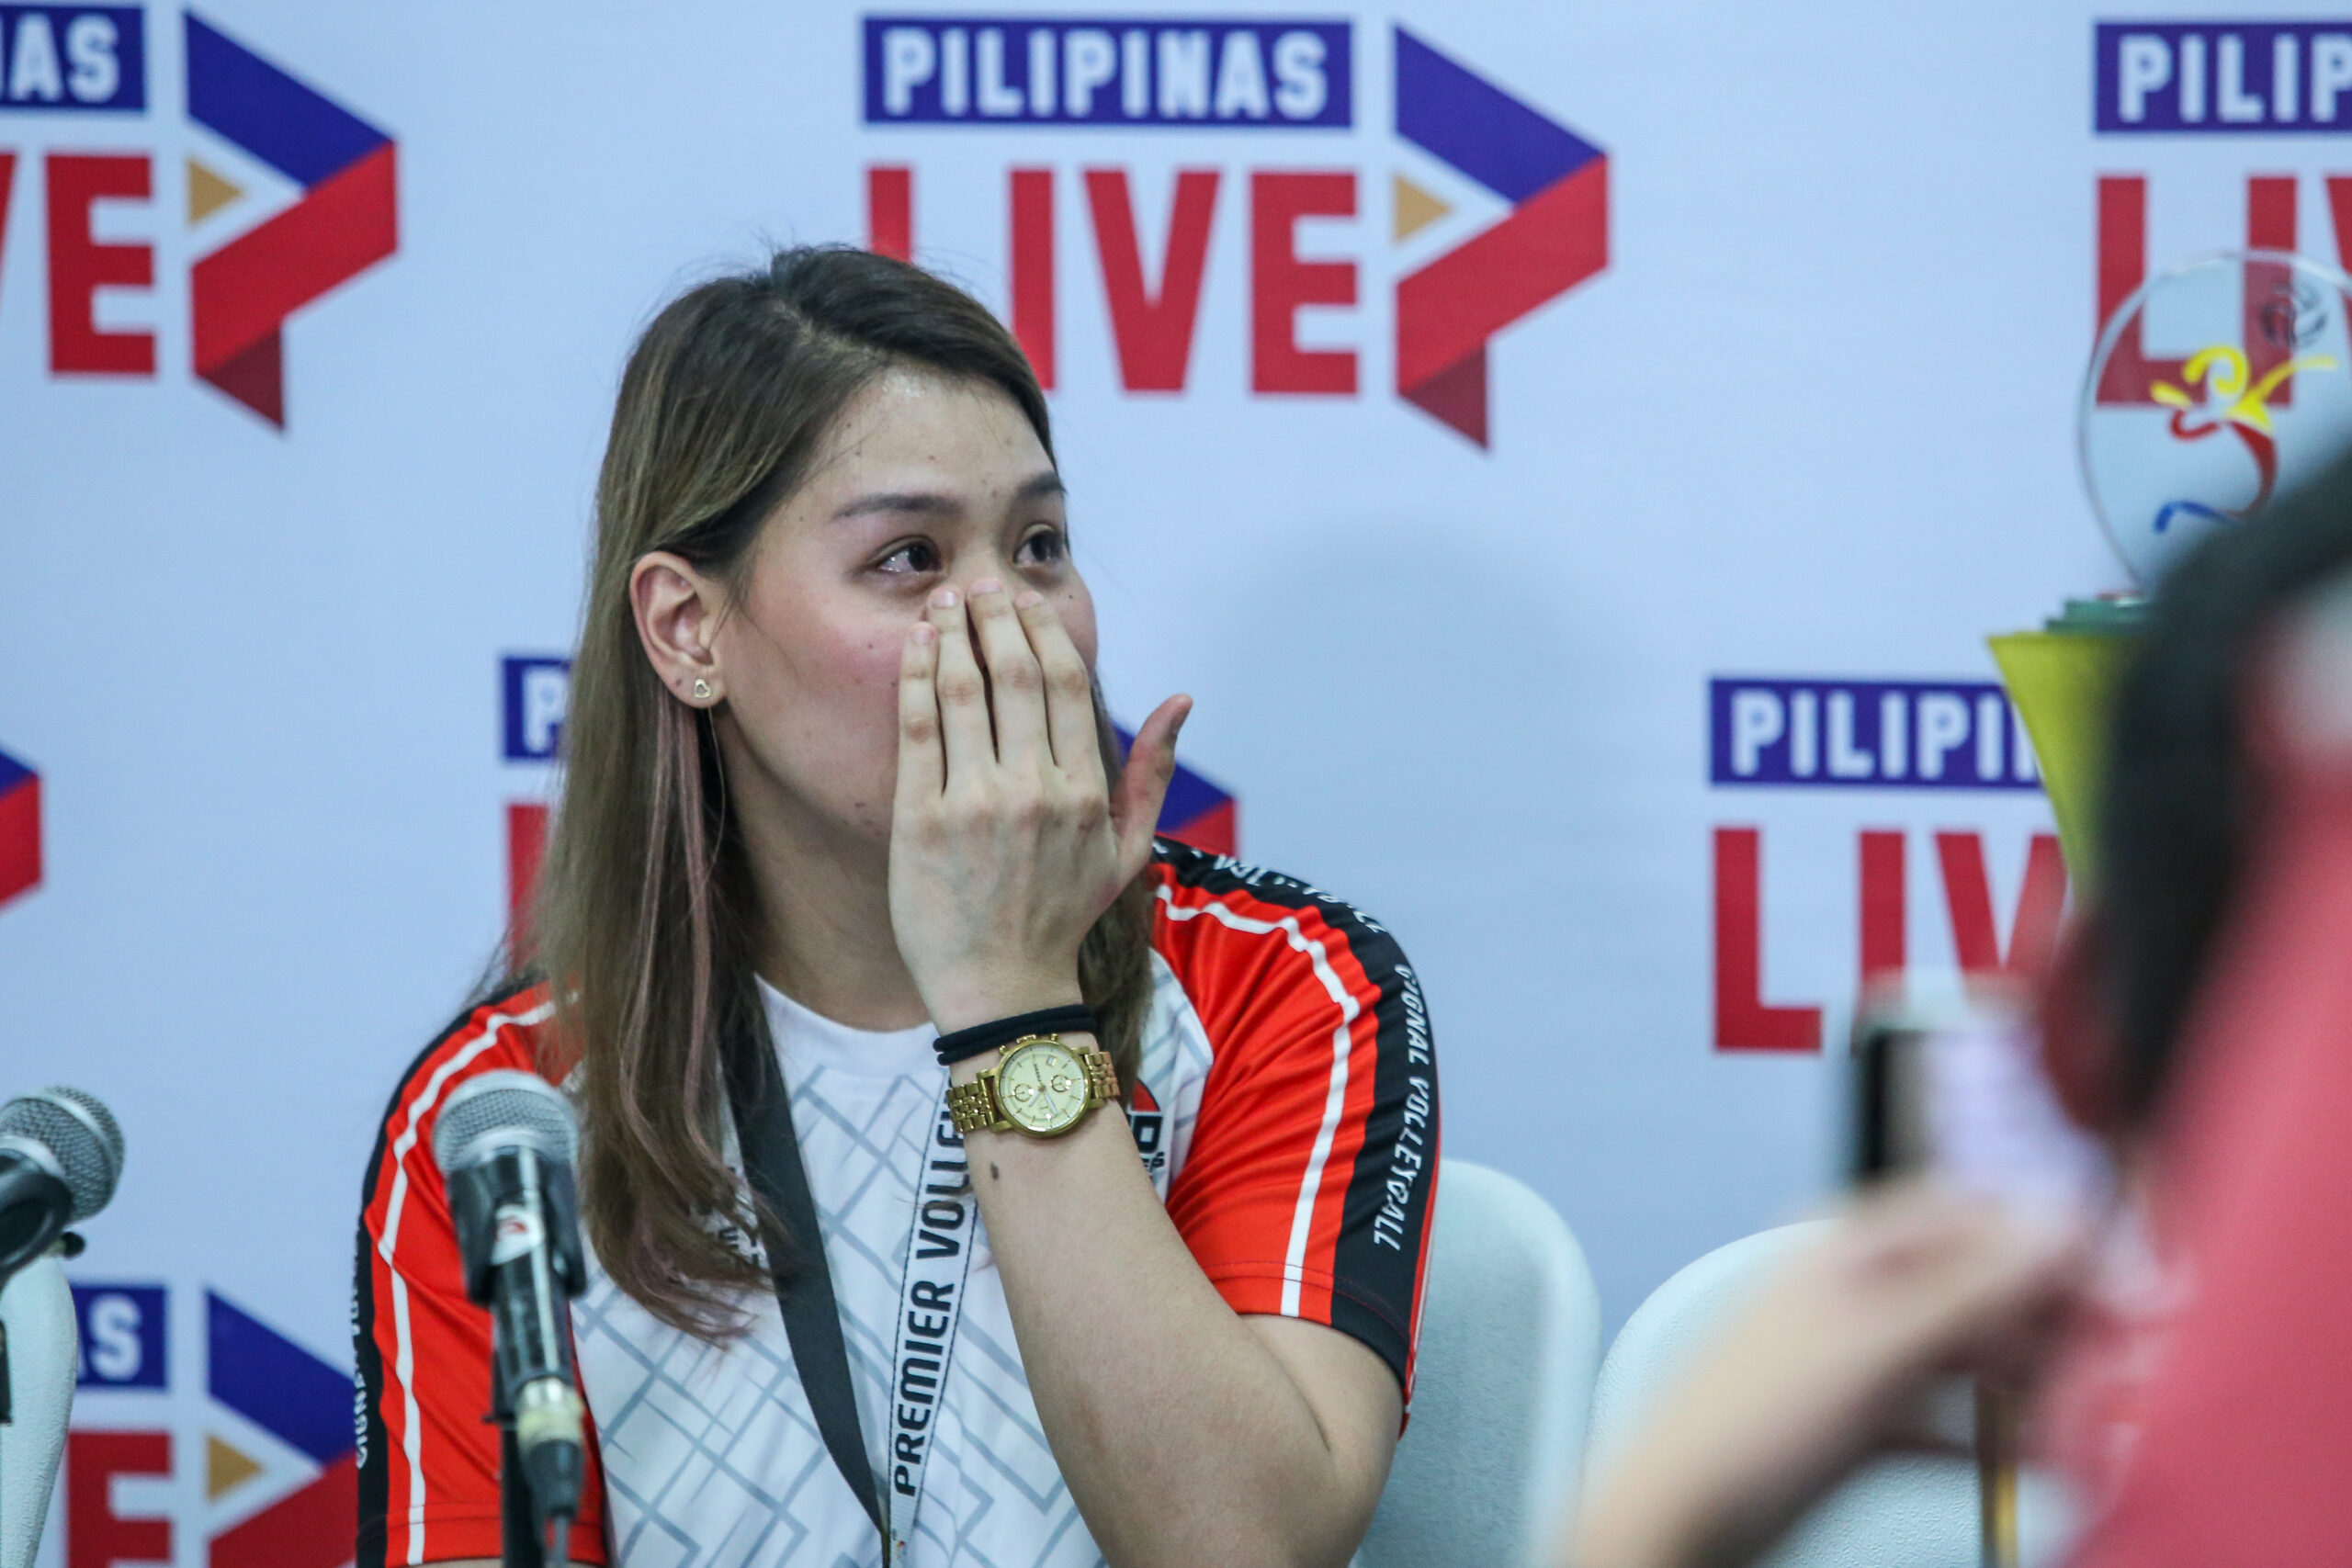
0 1255 76 1568
1586 1223 2075 1568
1358 1159 1602 1568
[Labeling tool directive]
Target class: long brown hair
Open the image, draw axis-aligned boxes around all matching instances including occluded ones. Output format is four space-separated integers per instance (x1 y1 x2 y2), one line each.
521 246 1155 1338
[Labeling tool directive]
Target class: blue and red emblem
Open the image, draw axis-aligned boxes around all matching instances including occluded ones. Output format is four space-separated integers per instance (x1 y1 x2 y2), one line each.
1392 28 1608 446
0 747 38 908
186 12 398 426
205 1291 359 1567
71 1283 356 1565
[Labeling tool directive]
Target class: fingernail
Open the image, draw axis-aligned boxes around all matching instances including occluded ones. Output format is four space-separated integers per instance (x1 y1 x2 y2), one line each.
970 576 1003 596
932 587 959 609
911 623 937 646
1013 590 1044 609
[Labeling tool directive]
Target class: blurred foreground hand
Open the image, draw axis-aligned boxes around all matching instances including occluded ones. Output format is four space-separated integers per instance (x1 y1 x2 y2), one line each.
1568 1183 2086 1568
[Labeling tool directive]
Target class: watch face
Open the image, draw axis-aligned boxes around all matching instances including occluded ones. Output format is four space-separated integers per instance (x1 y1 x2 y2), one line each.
995 1040 1090 1134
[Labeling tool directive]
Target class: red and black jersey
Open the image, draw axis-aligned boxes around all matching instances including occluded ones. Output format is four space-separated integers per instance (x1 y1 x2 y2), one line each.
355 840 1437 1566
1148 840 1440 1392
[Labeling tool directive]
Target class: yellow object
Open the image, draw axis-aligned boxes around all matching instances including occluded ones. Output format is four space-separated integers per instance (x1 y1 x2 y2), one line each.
1978 1382 2022 1568
206 1433 263 1500
1391 173 1451 243
1987 628 2136 888
2151 342 2337 436
187 157 242 225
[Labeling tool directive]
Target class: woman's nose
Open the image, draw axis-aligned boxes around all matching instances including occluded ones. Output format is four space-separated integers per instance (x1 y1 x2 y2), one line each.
953 549 1019 592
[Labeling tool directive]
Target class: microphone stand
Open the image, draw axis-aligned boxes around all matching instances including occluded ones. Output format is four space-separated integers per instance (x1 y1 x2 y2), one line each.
451 1155 579 1568
1 1314 12 1556
0 1232 83 1566
496 1385 550 1568
490 1348 580 1568
1976 1379 2019 1568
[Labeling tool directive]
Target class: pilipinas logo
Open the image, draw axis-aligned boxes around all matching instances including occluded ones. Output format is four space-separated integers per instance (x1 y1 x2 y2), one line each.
0 6 396 426
68 1281 357 1566
860 17 1608 447
1706 675 2064 1055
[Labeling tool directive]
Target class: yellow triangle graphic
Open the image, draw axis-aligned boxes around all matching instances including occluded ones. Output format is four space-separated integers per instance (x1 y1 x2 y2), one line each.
1393 173 1451 243
207 1433 264 1500
187 157 242 227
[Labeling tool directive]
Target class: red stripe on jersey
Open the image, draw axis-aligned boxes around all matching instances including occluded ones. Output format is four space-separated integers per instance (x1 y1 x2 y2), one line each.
356 985 609 1567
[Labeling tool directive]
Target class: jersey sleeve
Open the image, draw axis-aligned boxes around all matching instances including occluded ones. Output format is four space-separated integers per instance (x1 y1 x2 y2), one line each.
1150 845 1440 1404
355 988 609 1566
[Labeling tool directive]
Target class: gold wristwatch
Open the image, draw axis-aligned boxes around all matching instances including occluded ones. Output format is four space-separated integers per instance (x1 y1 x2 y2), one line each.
946 1033 1119 1137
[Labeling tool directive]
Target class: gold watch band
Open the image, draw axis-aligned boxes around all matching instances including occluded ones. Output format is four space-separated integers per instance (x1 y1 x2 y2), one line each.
945 1075 1001 1134
944 1035 1119 1136
1080 1046 1119 1102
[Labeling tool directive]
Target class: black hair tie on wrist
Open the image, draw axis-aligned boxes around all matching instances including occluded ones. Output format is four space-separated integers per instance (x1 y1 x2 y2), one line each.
934 1005 1099 1066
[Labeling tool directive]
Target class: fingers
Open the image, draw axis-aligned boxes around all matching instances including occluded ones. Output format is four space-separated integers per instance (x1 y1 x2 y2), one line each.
1831 1184 2086 1374
927 587 997 773
896 620 944 806
1113 693 1193 874
967 579 1047 767
915 581 1192 880
1012 590 1102 778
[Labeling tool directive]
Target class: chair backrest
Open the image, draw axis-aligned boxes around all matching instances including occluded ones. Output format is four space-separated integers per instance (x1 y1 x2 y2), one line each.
1357 1159 1601 1568
1587 1222 2075 1568
1586 1222 1830 1483
1 1254 78 1568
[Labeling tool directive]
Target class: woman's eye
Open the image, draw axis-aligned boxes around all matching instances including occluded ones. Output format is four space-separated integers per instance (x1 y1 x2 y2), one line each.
1016 528 1067 566
876 539 942 575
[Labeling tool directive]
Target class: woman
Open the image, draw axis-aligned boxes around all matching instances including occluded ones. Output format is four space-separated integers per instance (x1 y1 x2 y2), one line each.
1565 448 2352 1568
353 246 1435 1568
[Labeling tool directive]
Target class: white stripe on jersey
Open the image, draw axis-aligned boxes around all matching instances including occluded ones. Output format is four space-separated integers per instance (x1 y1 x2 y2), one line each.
378 999 555 1565
1152 886 1361 1315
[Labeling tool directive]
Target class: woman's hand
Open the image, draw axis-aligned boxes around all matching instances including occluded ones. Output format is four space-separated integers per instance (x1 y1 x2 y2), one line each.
890 578 1189 1033
1571 1183 2086 1568
895 579 1398 1568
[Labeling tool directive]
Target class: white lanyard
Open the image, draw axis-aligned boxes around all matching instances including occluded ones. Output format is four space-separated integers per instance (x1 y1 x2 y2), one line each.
882 1089 978 1563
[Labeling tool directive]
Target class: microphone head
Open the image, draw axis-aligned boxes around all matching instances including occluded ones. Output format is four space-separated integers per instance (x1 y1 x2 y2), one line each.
0 1087 125 1223
434 1071 578 1176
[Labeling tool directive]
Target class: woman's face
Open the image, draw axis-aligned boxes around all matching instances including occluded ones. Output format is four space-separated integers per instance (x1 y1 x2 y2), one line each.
705 367 1095 847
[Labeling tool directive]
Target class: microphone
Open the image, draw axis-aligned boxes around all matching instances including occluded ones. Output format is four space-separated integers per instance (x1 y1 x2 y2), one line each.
0 1089 120 1568
433 1072 588 1567
0 1088 123 1290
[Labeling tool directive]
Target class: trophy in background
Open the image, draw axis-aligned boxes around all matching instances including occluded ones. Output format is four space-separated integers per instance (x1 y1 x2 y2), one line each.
1993 249 2352 883
1974 251 2352 1568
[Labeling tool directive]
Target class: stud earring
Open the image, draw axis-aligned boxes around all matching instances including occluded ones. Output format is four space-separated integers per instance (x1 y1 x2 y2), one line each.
691 678 714 702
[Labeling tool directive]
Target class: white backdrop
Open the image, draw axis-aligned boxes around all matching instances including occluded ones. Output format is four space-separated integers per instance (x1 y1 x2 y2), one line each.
1 4 2329 1562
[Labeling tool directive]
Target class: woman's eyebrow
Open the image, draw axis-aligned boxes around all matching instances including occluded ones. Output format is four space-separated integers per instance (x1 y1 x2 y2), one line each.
831 490 961 521
831 472 1064 520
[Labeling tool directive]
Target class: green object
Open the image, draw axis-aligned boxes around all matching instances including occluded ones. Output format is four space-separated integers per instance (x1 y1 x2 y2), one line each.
1988 618 2139 890
2043 595 2149 634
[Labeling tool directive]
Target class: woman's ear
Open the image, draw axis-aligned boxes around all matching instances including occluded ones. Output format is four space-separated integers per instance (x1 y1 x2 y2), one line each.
629 551 728 707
